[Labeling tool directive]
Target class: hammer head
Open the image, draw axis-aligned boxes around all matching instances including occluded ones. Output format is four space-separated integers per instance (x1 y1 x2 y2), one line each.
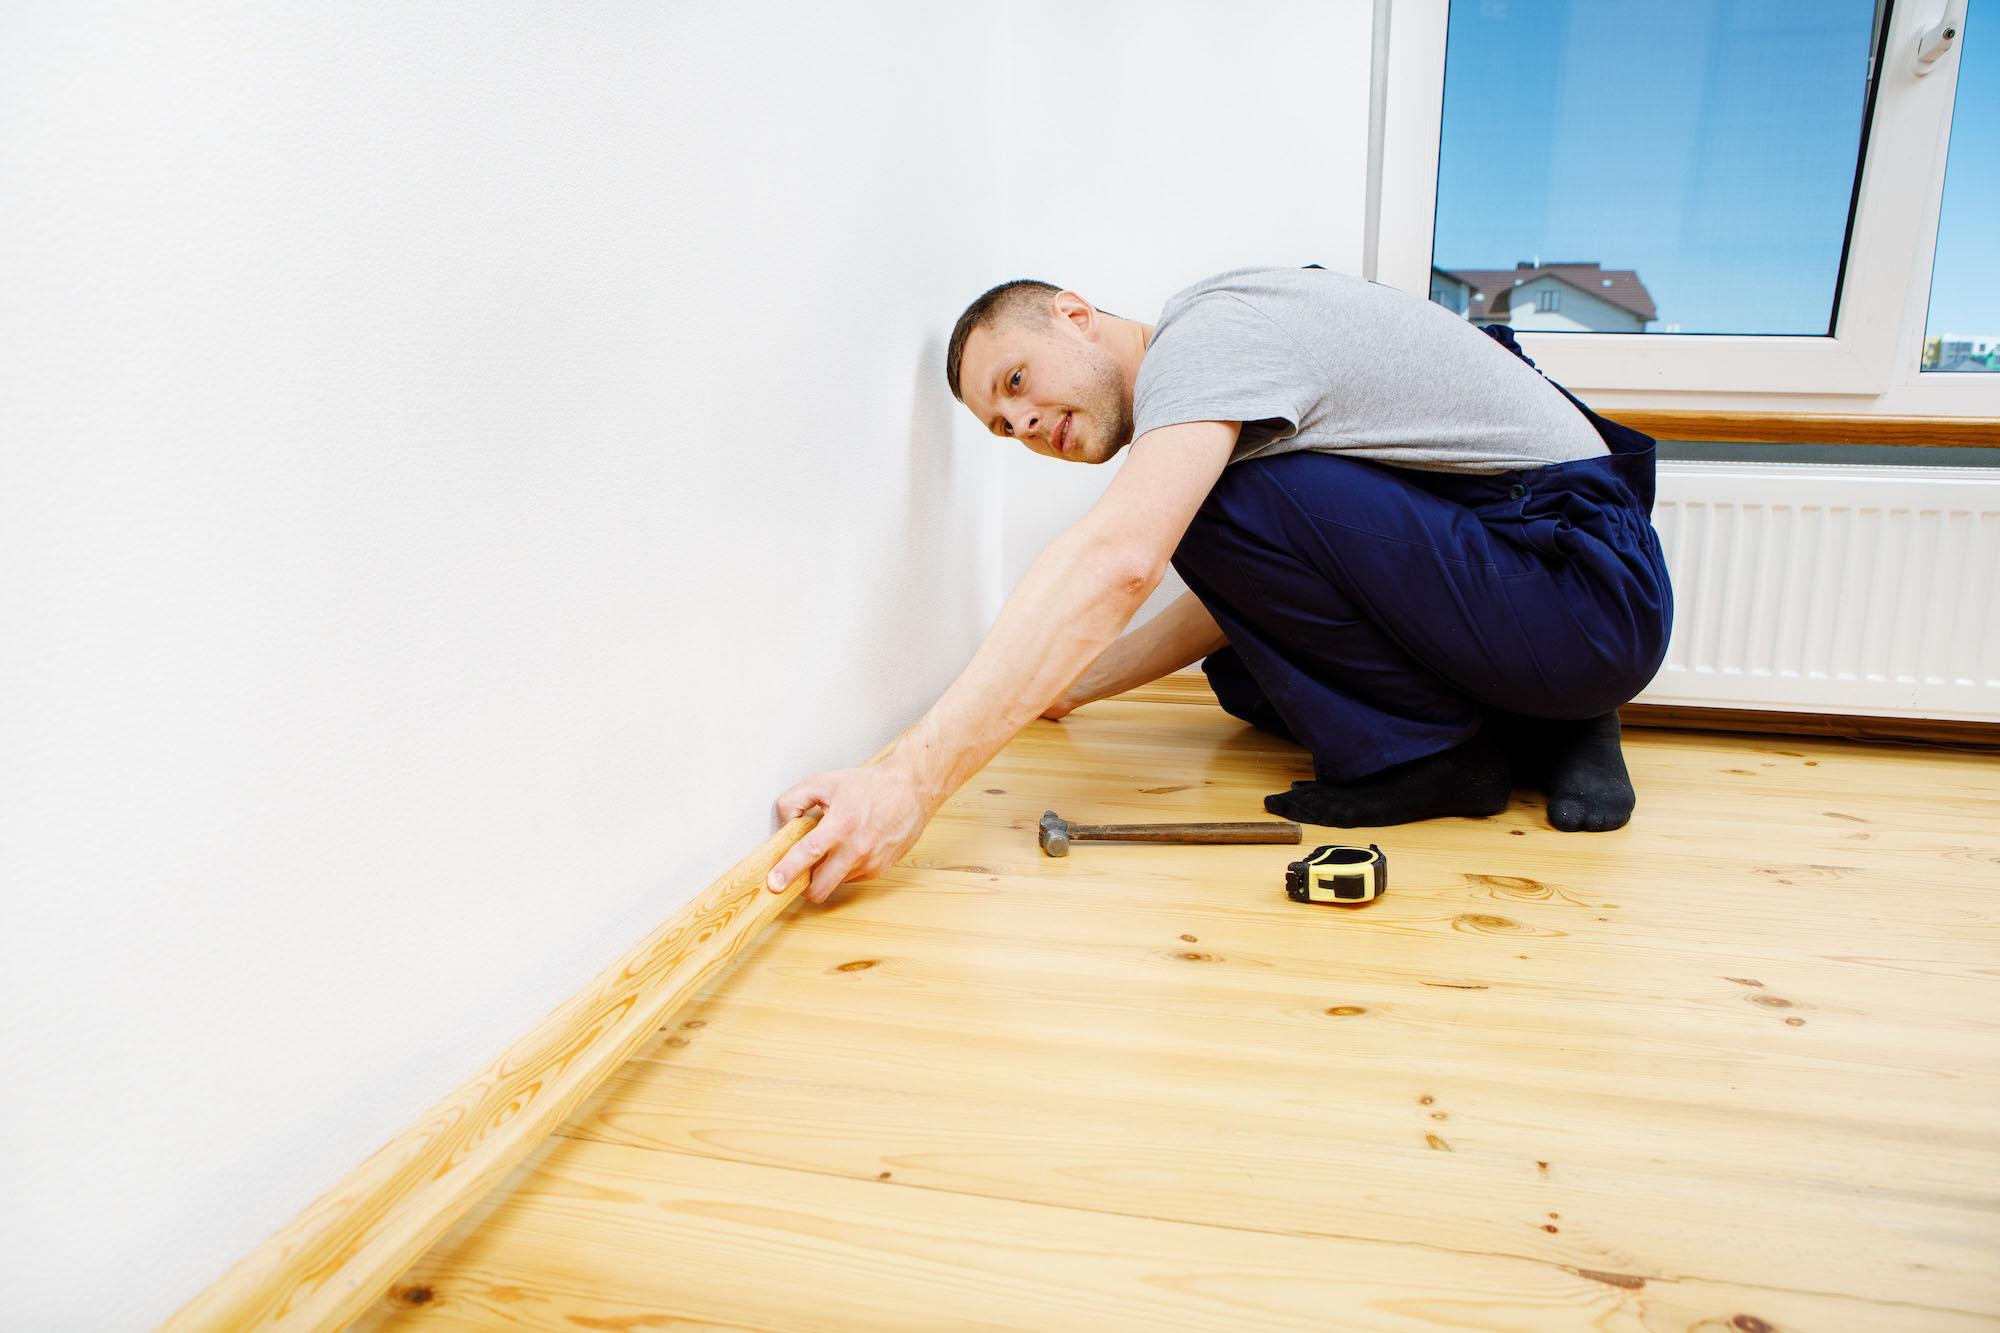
1038 810 1070 857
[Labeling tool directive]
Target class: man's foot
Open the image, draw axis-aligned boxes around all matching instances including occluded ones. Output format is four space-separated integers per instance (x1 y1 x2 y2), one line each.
1481 708 1636 832
1544 712 1635 832
1264 732 1511 827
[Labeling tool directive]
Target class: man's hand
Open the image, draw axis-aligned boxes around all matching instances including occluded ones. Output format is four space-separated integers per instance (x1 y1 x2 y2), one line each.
768 764 932 904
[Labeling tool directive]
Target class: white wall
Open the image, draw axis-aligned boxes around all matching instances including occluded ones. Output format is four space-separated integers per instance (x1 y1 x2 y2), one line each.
987 1 1375 611
0 4 1001 1327
2 4 1377 1327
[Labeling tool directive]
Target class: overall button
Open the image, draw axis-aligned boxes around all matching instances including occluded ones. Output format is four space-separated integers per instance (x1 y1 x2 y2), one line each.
1508 483 1527 499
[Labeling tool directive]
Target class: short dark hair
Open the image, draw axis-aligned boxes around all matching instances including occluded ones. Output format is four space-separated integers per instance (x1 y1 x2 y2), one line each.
945 279 1061 401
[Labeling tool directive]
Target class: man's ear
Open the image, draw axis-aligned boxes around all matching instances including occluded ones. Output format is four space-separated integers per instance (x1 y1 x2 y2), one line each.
1052 290 1097 337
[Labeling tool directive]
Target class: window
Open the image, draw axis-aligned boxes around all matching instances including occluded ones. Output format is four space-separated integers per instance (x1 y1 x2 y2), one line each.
1375 0 2000 415
1923 0 1998 372
1435 2 1879 339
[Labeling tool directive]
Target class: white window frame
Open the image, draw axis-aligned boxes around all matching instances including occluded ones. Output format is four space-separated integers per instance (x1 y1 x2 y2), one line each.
1373 0 2000 419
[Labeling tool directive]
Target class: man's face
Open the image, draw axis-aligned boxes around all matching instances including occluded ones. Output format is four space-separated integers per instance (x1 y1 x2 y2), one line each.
957 297 1134 464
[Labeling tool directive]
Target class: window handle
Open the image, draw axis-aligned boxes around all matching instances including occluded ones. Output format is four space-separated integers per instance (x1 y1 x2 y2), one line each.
1914 0 1968 75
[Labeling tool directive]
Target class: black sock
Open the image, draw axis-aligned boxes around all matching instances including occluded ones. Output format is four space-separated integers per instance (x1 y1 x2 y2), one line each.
1479 708 1636 832
1543 712 1635 832
1479 706 1555 788
1264 731 1511 828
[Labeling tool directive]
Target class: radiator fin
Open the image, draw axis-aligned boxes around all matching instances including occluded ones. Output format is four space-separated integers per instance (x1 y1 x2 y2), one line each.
1639 464 2000 722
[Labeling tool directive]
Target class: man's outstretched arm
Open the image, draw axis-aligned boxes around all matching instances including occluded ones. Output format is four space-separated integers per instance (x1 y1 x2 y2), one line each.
768 420 1240 902
1043 590 1227 720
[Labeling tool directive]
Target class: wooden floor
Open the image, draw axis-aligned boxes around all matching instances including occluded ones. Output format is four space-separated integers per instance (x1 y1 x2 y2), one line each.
357 680 2000 1332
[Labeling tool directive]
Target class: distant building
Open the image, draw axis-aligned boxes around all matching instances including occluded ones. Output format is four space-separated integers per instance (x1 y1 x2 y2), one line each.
1431 261 1657 333
1924 333 2000 371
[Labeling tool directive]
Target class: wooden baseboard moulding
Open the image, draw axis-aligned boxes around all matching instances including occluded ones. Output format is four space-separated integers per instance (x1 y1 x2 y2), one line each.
163 810 826 1331
1134 671 1999 748
1617 702 2000 749
1611 409 2000 449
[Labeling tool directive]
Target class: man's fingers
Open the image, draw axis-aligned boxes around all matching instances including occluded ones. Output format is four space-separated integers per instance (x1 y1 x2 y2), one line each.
775 780 831 823
771 776 841 891
767 831 831 894
805 846 863 905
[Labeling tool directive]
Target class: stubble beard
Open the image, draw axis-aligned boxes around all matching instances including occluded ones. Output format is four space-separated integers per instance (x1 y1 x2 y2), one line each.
1078 354 1136 464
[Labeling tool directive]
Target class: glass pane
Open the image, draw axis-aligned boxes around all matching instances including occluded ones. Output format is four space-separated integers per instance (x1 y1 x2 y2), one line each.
1924 1 1999 373
1431 0 1883 337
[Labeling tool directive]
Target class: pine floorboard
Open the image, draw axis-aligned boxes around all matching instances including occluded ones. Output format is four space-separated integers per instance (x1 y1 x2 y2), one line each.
356 681 2000 1332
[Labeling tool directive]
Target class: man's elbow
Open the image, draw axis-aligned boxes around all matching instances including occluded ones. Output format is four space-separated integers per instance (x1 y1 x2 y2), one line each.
1105 553 1165 605
1065 523 1166 610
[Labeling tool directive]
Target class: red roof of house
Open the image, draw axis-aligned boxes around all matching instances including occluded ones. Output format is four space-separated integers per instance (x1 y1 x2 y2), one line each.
1439 262 1657 324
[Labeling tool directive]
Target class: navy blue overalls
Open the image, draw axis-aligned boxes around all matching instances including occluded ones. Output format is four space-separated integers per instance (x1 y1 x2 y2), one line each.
1170 327 1673 782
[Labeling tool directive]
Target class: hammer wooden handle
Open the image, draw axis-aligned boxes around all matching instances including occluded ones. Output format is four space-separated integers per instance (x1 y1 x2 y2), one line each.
1065 820 1301 844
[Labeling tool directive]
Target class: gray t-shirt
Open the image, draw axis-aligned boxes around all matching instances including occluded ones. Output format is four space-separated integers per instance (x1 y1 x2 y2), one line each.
1130 266 1607 473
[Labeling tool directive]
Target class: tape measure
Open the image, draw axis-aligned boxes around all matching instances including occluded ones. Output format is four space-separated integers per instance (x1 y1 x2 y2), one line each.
1285 843 1387 904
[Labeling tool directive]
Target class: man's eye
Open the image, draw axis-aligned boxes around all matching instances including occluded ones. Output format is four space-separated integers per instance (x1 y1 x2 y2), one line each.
1010 370 1022 390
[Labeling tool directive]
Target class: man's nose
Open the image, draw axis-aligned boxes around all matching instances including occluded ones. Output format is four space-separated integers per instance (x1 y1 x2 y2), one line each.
1008 409 1041 439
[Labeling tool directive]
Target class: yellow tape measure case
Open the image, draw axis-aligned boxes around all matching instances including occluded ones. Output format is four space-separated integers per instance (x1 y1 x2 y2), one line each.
1285 843 1387 904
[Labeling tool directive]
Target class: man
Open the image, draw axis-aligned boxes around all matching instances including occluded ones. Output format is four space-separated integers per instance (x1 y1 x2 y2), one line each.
768 266 1672 904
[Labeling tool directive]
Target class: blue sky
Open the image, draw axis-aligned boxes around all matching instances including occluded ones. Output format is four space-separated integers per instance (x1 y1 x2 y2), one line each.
1433 0 1991 340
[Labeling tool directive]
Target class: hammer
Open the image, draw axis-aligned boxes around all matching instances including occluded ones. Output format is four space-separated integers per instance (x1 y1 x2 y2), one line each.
1038 809 1302 857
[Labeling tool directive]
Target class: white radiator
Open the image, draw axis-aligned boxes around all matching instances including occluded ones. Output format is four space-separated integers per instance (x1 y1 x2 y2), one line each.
1637 462 2000 722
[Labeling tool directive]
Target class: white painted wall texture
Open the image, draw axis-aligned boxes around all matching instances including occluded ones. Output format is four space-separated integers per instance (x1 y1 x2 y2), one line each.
0 3 1371 1326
